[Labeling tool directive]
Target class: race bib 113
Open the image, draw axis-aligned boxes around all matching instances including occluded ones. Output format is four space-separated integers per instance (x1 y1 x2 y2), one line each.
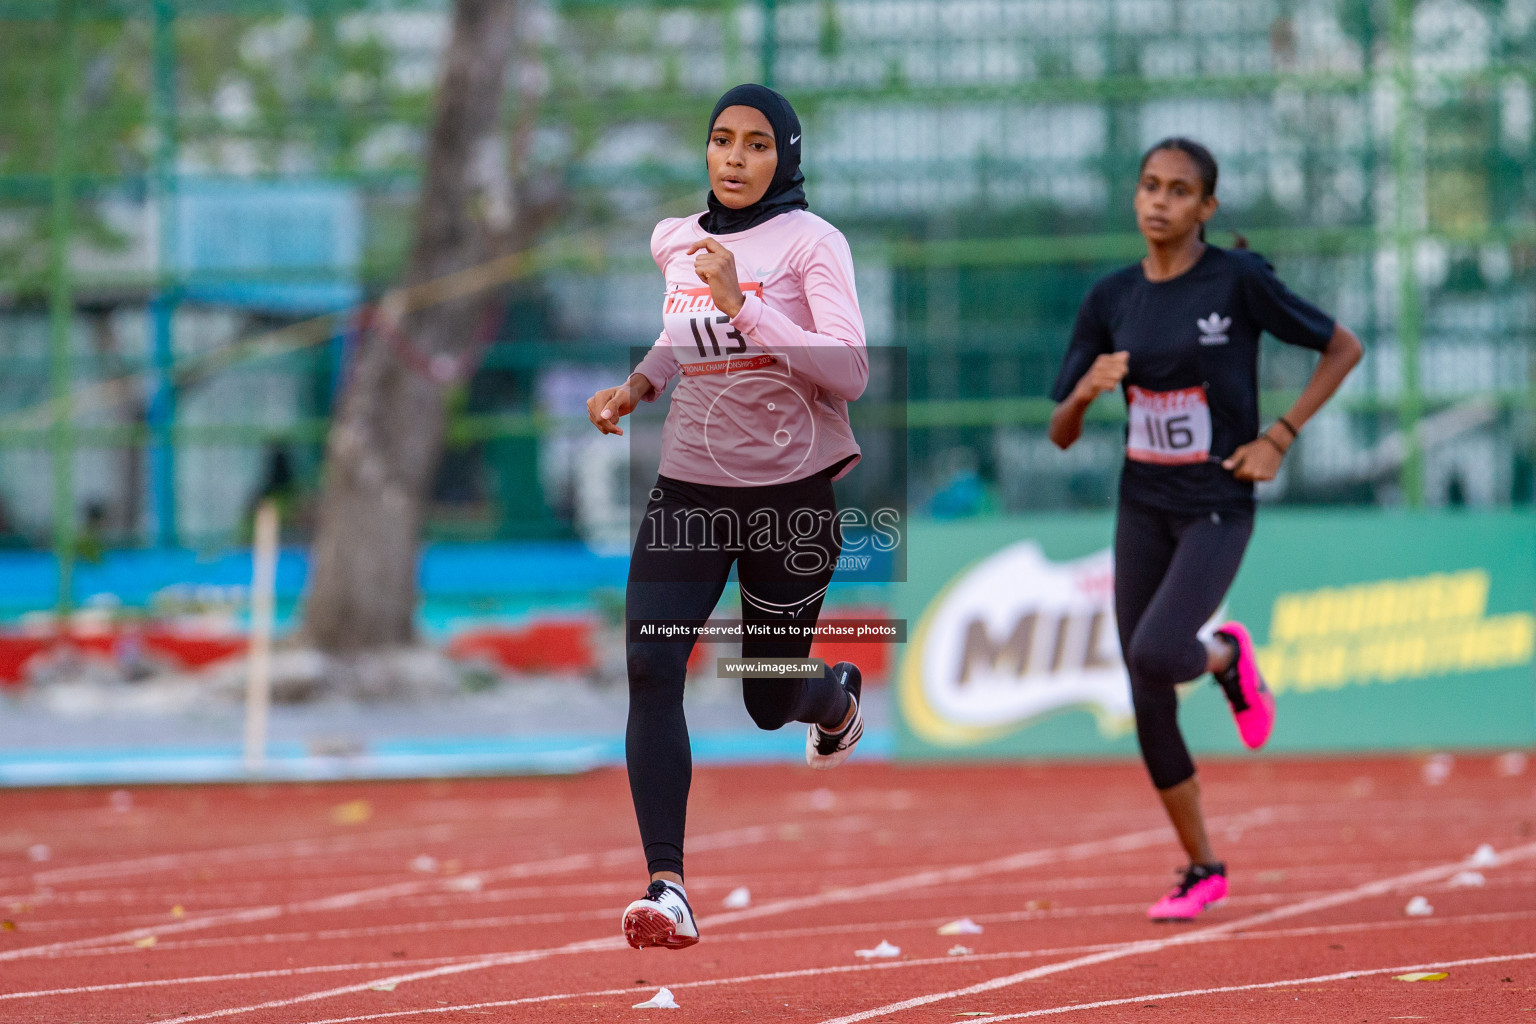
663 283 771 376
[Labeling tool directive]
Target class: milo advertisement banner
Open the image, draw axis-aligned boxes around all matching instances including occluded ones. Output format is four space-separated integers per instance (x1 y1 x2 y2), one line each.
896 512 1536 759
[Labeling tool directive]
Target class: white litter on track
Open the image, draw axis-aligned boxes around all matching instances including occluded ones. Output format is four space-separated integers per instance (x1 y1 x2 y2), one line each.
633 987 679 1009
855 940 901 959
1421 754 1454 785
1470 844 1500 868
940 918 985 935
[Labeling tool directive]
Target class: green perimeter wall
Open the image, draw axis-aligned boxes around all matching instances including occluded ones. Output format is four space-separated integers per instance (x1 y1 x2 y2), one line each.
895 511 1536 760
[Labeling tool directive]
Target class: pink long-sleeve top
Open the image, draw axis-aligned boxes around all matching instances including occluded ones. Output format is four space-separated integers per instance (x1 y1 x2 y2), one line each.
633 209 869 488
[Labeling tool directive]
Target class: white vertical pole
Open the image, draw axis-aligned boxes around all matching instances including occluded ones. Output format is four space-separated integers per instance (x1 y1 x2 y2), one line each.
244 500 279 773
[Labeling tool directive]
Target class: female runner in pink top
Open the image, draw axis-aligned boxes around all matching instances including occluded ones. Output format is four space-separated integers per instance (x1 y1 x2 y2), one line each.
586 84 869 951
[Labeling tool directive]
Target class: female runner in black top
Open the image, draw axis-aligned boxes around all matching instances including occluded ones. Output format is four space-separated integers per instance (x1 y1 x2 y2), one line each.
1049 138 1363 921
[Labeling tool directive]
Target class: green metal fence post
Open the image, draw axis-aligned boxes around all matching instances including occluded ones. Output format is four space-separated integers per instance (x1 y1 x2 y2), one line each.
48 0 80 615
1391 0 1425 506
150 0 179 546
761 0 776 88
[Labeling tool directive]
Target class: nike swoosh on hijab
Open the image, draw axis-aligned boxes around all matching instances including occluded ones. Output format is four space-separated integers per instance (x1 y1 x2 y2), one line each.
699 83 808 235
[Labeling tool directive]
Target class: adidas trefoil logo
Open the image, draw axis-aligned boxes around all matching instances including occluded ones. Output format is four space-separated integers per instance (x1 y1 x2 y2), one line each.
1197 312 1231 345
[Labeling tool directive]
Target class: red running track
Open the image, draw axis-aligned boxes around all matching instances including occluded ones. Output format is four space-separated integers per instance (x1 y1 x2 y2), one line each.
0 754 1533 1022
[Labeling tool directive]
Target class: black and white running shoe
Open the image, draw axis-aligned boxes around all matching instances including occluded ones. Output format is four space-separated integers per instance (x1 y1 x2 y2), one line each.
806 662 863 770
622 879 699 949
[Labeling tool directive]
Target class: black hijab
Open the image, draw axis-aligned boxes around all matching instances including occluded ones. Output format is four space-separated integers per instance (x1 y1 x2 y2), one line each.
698 83 808 235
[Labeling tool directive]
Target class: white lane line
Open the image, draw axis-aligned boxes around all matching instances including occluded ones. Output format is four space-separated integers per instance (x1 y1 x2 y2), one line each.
715 899 1536 949
0 822 466 894
813 839 1536 1024
116 907 618 946
0 889 1348 959
696 805 1279 932
6 799 745 898
41 894 1536 971
11 875 643 912
953 951 1536 1022
292 957 1004 1024
361 858 1536 906
280 920 1536 1024
153 936 630 1024
0 855 580 964
0 955 480 1000
17 903 1531 1014
0 895 1272 960
8 908 619 954
0 854 1351 951
141 809 1283 1023
31 860 1534 964
0 786 1478 895
0 824 772 964
3 822 866 927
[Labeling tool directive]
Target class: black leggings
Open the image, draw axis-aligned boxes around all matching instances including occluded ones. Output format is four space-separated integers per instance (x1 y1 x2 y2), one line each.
626 472 850 879
1114 500 1253 791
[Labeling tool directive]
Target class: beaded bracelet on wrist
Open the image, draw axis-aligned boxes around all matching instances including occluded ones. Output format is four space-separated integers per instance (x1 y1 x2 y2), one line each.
1258 433 1288 456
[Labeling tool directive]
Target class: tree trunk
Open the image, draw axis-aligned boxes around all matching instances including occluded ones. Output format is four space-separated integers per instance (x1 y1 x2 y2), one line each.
303 0 520 653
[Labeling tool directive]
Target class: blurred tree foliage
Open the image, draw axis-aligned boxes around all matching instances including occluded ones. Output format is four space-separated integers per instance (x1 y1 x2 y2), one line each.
0 6 435 298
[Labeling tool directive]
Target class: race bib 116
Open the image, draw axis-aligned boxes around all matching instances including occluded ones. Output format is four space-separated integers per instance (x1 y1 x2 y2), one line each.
1126 385 1212 465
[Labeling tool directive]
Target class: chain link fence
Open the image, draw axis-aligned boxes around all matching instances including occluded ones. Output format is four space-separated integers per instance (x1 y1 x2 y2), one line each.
1 0 1531 570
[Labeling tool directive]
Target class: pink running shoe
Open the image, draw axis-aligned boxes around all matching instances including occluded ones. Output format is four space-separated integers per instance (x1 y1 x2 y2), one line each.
1147 863 1228 922
1214 621 1274 750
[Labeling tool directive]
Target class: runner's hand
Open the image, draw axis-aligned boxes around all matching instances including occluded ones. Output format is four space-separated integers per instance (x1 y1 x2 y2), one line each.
1224 437 1284 481
687 237 746 317
1074 351 1129 402
587 380 642 436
